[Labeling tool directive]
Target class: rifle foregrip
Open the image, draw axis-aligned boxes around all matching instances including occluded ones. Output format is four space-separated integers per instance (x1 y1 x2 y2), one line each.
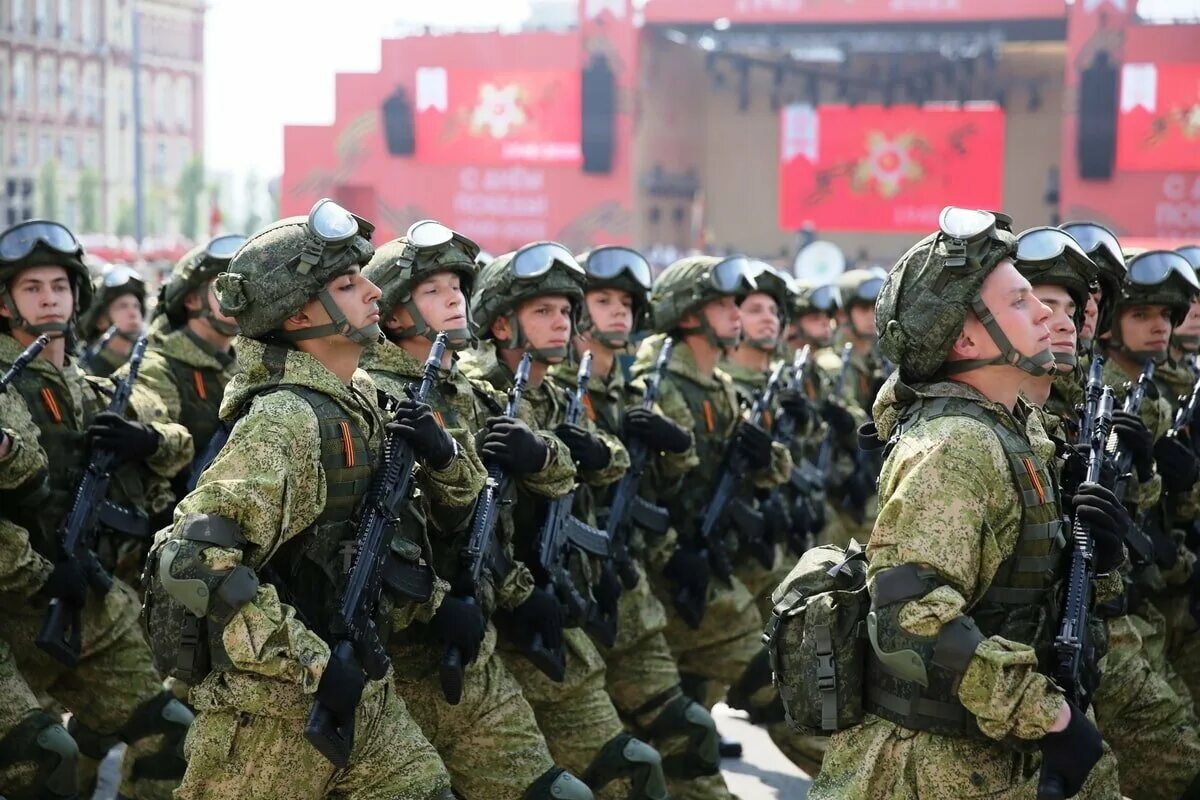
526 632 566 683
36 600 82 668
440 646 465 705
1036 770 1066 800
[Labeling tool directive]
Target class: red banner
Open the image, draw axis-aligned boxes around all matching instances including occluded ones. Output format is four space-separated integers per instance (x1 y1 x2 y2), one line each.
644 0 1064 24
1117 63 1200 172
415 69 581 165
778 104 1005 232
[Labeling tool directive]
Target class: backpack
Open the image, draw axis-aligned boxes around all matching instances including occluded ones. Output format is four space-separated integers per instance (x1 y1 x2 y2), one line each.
763 540 869 735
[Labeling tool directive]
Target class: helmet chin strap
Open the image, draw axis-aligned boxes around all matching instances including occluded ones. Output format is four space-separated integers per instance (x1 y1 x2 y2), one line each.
1053 351 1077 369
0 287 72 338
189 306 240 337
1172 333 1200 351
679 315 739 350
394 298 475 351
591 328 629 350
275 288 380 345
944 295 1056 377
500 316 569 364
1125 347 1167 365
743 335 779 353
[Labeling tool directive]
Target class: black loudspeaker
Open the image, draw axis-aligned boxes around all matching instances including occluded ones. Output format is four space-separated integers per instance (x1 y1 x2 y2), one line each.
581 53 616 174
382 87 415 157
1077 51 1119 180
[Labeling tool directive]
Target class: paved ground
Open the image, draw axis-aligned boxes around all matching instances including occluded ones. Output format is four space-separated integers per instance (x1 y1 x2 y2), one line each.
94 705 813 799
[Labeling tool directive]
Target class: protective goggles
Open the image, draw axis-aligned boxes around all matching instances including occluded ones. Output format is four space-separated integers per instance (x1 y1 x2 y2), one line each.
101 264 143 290
1127 250 1200 292
308 199 361 243
806 284 841 312
0 220 82 262
511 242 586 279
1015 227 1093 265
1060 222 1125 270
706 256 757 294
204 234 246 261
1176 245 1200 270
406 219 481 261
939 207 997 242
584 246 653 290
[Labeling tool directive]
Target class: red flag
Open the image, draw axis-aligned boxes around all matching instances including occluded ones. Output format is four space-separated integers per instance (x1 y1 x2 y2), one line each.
779 104 1005 232
1117 63 1200 172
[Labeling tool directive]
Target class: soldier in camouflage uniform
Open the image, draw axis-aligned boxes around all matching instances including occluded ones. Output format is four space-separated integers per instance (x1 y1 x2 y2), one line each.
810 208 1125 799
361 223 592 800
1157 245 1200 406
631 255 791 728
1014 227 1200 800
143 200 454 800
79 263 147 377
465 242 669 800
556 245 732 800
0 219 195 800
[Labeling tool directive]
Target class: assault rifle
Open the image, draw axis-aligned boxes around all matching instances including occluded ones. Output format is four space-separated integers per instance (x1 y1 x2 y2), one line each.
305 333 447 768
440 353 532 703
771 346 820 553
816 343 854 481
1168 365 1200 442
606 337 674 589
1075 356 1106 447
0 334 49 392
37 335 148 667
1109 361 1157 566
531 352 614 670
1040 387 1114 800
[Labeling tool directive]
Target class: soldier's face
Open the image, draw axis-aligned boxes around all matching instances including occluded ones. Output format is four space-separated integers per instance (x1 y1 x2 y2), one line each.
701 295 741 342
107 293 143 333
1118 304 1172 357
394 271 468 334
1031 285 1077 373
1080 292 1099 342
515 294 572 355
1 265 73 333
795 311 834 345
963 260 1052 362
1174 297 1200 350
585 288 633 337
848 303 876 337
313 266 382 335
739 292 780 344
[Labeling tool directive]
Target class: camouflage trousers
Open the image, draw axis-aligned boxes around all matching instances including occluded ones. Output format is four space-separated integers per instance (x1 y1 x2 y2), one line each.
390 623 558 800
1 579 179 800
1093 613 1200 800
0 636 58 795
809 713 1123 800
499 627 645 800
1151 590 1200 706
598 563 734 800
178 671 451 800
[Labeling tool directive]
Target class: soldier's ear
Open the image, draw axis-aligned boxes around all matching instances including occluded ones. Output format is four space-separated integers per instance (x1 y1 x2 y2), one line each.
679 310 698 328
492 314 512 341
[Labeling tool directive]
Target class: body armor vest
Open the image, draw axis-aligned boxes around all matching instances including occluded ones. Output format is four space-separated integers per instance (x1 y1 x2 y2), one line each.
161 352 228 462
669 373 738 550
265 387 432 642
865 396 1067 739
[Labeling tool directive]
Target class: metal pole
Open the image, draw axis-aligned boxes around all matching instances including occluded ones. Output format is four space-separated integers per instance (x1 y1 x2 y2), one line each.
131 0 144 249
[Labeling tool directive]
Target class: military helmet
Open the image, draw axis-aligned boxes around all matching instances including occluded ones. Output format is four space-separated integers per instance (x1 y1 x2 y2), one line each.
577 246 653 340
156 234 247 331
1012 227 1097 323
0 219 93 336
1111 249 1199 329
744 261 793 321
791 280 841 317
649 255 757 344
878 206 1052 382
836 267 887 308
363 220 480 350
1177 244 1200 272
1060 221 1125 298
213 198 377 342
78 262 147 340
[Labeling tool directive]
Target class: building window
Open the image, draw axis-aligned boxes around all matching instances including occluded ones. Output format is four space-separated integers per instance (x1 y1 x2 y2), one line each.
37 132 53 164
13 131 29 167
82 133 98 166
154 73 171 128
153 140 167 183
61 133 76 169
57 0 70 39
59 60 76 116
80 0 94 43
82 64 99 121
36 57 54 115
62 195 77 228
12 56 30 110
33 0 47 36
175 75 191 130
11 0 27 33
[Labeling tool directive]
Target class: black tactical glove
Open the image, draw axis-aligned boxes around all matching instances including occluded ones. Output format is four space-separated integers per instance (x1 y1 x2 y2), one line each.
734 422 773 471
663 546 710 601
1071 482 1130 574
820 400 857 436
314 644 367 718
387 398 456 470
623 407 691 454
553 423 610 471
87 411 159 464
593 561 622 621
511 586 564 652
1154 435 1200 494
480 416 548 474
430 595 486 667
1036 701 1104 800
1110 410 1154 481
43 559 87 606
776 388 812 429
1059 442 1118 497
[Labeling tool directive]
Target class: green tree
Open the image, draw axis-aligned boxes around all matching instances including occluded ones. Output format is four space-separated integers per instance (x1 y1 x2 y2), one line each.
176 156 205 239
115 200 135 237
79 169 101 232
38 160 59 219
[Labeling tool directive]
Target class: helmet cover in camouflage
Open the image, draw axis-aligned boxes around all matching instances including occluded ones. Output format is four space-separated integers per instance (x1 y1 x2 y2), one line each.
577 246 653 346
362 229 479 350
1110 249 1199 340
649 255 757 349
791 280 842 317
156 234 247 333
1012 227 1099 369
213 200 377 341
77 263 147 342
740 261 793 351
0 219 93 336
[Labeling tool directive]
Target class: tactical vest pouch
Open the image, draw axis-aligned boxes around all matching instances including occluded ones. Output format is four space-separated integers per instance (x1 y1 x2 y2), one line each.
764 540 869 735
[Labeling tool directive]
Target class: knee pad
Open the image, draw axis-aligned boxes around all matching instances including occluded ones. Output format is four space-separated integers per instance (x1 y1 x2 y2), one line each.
119 690 194 781
0 711 79 799
524 766 594 800
645 695 720 779
582 733 667 800
726 648 785 724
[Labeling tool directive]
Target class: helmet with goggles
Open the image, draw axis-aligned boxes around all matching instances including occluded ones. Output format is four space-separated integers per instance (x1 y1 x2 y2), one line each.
78 263 148 343
1012 226 1098 369
1108 250 1200 358
577 246 653 346
1060 222 1126 328
650 255 757 349
878 206 1054 382
791 280 841 317
213 198 377 342
156 233 247 334
739 261 792 352
0 219 93 337
363 220 480 351
472 241 586 363
837 267 887 308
